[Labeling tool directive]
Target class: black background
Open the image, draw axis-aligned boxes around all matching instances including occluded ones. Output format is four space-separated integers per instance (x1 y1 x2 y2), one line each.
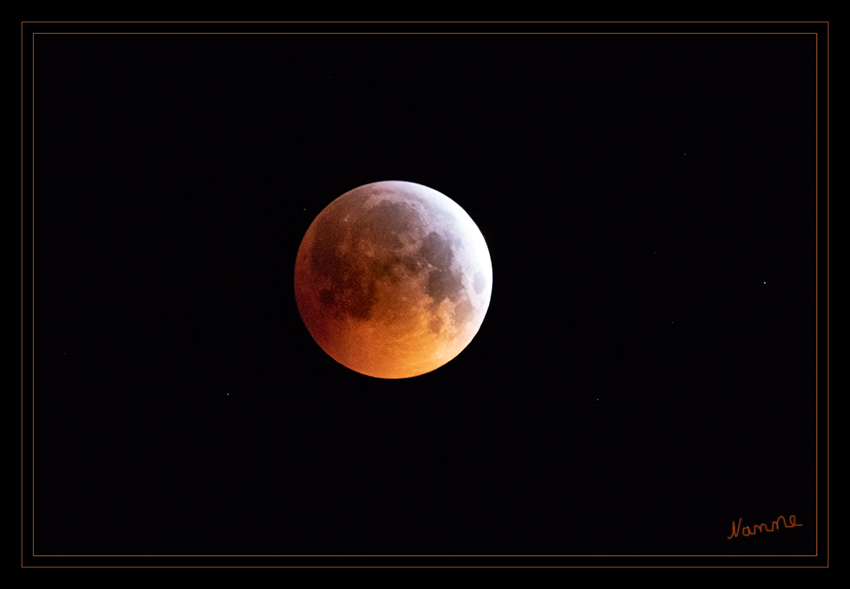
29 24 821 560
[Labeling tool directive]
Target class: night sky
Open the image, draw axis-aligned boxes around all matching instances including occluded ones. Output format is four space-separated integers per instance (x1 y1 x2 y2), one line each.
30 26 822 560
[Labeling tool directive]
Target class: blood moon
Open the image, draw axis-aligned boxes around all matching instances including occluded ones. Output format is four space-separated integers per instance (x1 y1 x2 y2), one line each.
294 181 492 379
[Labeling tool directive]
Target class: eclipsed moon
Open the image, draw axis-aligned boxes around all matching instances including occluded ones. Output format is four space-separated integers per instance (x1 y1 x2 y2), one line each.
294 180 493 379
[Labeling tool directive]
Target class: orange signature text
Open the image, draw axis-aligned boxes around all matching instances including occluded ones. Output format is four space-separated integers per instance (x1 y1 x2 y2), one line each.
727 515 802 539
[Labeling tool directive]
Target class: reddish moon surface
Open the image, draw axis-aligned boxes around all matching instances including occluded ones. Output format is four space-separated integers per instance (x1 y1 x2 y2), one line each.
294 181 493 379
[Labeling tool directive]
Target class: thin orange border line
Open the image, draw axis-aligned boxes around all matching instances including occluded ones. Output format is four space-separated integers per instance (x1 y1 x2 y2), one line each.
20 20 25 570
25 25 826 562
29 32 818 35
18 20 831 23
31 30 35 560
19 564 835 567
27 548 824 556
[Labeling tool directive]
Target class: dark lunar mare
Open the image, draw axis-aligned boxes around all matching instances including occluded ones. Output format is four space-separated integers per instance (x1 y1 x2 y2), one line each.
309 197 467 325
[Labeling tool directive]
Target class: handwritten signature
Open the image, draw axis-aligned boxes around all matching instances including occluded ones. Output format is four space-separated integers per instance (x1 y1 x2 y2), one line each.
728 515 802 539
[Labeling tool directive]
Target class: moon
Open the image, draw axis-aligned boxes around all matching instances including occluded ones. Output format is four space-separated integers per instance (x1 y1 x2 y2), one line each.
294 180 493 379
